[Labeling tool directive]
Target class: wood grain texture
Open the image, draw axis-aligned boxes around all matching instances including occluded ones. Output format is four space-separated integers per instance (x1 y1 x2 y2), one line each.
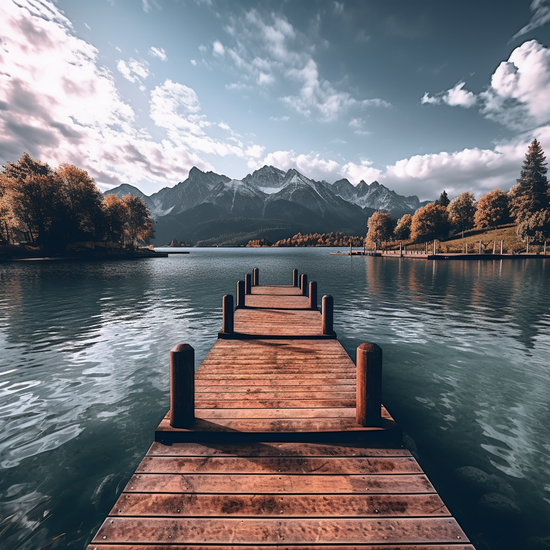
89 283 474 550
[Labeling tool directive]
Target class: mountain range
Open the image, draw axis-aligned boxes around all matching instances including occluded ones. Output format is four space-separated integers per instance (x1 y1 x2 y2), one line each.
105 166 428 246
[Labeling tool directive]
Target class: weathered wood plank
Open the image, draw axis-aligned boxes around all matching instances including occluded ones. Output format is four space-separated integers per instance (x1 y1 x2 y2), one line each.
135 456 422 474
194 391 355 400
250 285 302 295
195 374 356 381
155 416 393 433
195 378 356 386
89 545 474 550
124 473 436 494
89 282 475 550
93 517 468 545
110 493 449 517
164 408 358 419
146 442 412 457
195 384 357 392
193 399 356 409
244 295 311 309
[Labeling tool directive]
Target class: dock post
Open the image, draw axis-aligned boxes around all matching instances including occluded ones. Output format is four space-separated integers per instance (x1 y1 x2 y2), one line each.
222 294 234 334
356 343 382 427
170 343 195 428
292 268 299 287
502 240 504 254
322 294 334 335
309 281 317 310
300 273 308 296
245 273 252 295
237 280 245 308
253 267 259 286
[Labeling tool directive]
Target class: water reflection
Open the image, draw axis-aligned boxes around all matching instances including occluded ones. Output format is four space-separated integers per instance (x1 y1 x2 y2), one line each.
0 251 549 549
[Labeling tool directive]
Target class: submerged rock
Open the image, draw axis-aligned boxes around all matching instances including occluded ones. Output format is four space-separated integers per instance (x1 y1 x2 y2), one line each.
454 466 515 499
455 466 491 496
402 434 418 453
478 492 522 522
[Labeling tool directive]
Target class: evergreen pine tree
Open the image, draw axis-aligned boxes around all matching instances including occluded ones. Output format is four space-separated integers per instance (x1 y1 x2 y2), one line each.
435 190 450 207
510 138 548 223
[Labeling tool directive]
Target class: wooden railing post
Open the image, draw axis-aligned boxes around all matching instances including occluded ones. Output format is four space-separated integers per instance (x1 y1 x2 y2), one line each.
253 267 259 286
237 280 245 308
300 273 308 296
292 268 299 287
245 273 252 295
222 294 234 333
309 281 317 310
170 343 195 428
322 294 334 335
356 343 382 426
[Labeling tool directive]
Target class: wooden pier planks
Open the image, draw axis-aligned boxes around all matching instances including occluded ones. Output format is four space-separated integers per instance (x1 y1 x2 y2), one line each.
88 279 474 550
156 337 398 442
91 441 471 548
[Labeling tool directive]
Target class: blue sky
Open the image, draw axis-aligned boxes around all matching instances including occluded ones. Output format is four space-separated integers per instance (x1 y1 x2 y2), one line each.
1 0 550 200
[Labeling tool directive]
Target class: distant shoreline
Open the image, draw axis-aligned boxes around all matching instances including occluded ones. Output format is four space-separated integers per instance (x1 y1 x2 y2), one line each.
0 248 168 263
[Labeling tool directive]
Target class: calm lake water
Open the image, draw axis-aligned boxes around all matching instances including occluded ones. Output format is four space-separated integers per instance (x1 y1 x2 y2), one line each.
1 248 549 549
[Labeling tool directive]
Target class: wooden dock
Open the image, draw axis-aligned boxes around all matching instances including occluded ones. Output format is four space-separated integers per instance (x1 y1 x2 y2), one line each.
88 269 474 549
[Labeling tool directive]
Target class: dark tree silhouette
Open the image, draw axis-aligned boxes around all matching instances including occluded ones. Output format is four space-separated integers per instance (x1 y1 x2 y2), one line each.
509 138 548 223
435 190 450 207
448 192 476 235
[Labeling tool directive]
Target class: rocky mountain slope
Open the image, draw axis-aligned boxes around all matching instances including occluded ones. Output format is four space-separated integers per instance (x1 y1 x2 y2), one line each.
105 166 426 245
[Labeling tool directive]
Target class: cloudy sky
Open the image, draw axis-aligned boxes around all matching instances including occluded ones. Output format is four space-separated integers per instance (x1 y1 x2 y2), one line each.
1 0 550 200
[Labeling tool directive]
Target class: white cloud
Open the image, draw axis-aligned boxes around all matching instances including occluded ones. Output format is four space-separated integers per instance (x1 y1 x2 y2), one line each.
149 46 167 61
142 0 160 13
249 129 550 201
422 41 550 131
190 59 197 66
116 58 150 84
420 92 440 105
149 79 263 162
480 40 550 129
333 2 344 15
421 81 476 108
445 81 477 107
213 40 225 56
220 9 389 121
348 118 371 136
252 150 344 182
258 72 274 86
341 160 381 183
513 0 550 40
245 144 265 158
0 0 262 191
378 137 539 200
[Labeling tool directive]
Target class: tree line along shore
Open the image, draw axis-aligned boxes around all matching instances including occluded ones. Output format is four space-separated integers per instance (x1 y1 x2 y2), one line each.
2 138 548 255
0 153 154 258
246 139 549 254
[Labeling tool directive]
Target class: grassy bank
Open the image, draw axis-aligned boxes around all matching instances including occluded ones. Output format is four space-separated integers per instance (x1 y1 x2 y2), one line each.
389 224 547 254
